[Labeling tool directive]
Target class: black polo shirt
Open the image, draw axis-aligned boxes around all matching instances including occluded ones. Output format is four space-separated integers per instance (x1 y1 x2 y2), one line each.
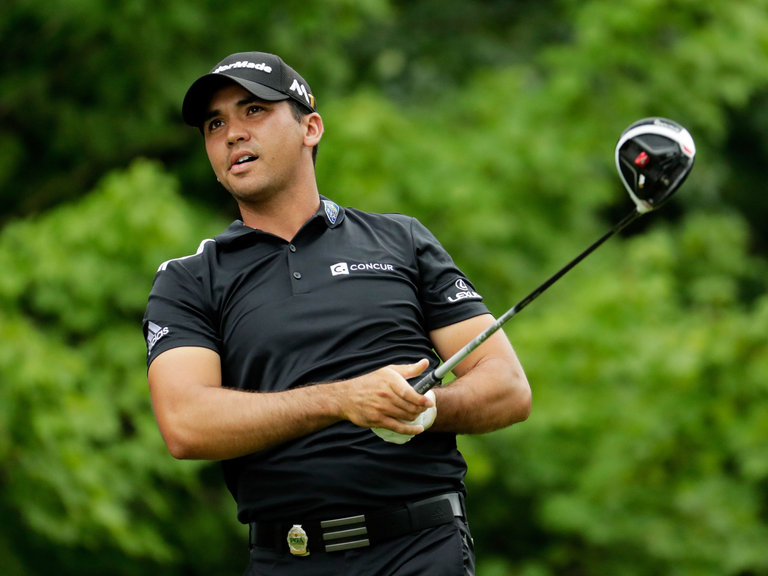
143 197 490 523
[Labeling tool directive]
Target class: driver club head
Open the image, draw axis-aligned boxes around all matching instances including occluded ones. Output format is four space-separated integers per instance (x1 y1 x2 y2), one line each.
615 118 696 214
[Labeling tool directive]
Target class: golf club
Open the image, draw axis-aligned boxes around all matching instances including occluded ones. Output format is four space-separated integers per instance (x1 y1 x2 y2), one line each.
412 117 696 395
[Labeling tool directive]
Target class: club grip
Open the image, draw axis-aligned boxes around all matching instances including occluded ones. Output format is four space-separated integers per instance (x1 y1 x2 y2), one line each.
411 370 442 395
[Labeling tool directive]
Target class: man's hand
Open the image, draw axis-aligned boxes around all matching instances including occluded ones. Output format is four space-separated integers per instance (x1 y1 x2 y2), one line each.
372 389 437 444
335 359 435 437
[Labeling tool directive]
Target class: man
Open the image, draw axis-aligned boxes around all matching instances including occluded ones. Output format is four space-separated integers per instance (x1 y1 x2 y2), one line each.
143 51 531 575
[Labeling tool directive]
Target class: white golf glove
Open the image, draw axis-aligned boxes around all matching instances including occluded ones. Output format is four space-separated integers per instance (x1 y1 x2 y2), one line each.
372 390 437 444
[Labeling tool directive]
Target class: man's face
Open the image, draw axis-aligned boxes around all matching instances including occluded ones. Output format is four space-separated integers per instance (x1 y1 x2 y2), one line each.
203 84 307 205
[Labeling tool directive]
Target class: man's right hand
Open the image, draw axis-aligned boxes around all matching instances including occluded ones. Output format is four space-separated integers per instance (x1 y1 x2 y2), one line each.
334 359 435 437
371 389 437 444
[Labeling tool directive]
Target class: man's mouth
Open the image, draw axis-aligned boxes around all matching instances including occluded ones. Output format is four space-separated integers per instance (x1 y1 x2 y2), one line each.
234 155 257 166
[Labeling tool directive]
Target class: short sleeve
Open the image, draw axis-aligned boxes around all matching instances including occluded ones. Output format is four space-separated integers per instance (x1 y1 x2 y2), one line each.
142 259 221 368
410 218 490 330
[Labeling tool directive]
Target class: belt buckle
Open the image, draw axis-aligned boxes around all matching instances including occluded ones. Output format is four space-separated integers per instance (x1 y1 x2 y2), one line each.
320 514 370 552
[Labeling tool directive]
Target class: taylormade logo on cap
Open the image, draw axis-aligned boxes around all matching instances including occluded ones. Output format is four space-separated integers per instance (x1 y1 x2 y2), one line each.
182 51 317 127
213 61 273 74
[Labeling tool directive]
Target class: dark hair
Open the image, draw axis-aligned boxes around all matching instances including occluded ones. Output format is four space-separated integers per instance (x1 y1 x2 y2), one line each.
287 99 319 165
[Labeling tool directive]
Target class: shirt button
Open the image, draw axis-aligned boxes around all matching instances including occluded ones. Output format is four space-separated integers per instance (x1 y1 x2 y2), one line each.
293 272 302 280
289 244 297 253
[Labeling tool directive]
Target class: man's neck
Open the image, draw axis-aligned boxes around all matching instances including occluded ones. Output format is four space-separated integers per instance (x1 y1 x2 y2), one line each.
238 187 321 241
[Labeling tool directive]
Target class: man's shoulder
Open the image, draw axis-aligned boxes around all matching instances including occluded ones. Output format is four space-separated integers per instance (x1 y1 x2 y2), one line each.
343 206 417 228
154 221 245 275
156 238 216 273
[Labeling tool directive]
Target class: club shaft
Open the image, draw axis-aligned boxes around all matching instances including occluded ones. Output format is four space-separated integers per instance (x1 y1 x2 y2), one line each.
412 208 642 394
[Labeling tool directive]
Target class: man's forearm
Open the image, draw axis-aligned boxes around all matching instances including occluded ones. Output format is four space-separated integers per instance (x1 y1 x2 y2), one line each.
430 356 531 434
150 349 434 460
155 382 344 460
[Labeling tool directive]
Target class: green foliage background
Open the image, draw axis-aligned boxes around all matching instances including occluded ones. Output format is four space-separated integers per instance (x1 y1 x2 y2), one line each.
1 1 767 574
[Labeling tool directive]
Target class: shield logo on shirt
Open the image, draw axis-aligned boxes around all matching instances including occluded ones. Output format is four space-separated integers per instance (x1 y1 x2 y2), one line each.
323 200 339 225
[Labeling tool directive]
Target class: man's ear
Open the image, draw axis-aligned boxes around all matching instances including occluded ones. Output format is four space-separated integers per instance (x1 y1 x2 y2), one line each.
304 113 324 147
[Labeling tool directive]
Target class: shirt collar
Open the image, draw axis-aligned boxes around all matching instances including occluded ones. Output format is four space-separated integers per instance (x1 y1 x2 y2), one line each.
214 196 345 246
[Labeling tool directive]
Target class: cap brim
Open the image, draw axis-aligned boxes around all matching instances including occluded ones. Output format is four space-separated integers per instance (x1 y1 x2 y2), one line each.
182 74 289 127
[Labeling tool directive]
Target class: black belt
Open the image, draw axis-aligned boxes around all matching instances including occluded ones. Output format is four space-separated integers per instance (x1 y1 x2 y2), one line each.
249 493 465 555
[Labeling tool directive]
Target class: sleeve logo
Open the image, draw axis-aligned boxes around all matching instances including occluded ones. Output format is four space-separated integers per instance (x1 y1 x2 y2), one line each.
146 321 170 352
447 278 482 303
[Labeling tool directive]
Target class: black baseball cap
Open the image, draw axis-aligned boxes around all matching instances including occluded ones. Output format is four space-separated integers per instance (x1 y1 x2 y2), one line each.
182 51 316 127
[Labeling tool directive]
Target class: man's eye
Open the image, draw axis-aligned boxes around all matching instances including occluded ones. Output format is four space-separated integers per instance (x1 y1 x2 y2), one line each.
206 118 224 132
247 104 265 115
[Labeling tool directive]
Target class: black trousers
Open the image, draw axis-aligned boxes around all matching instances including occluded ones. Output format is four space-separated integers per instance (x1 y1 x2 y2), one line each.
243 517 475 576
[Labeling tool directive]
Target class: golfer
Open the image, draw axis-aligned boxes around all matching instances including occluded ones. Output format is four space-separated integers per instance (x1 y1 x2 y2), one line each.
143 51 531 576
